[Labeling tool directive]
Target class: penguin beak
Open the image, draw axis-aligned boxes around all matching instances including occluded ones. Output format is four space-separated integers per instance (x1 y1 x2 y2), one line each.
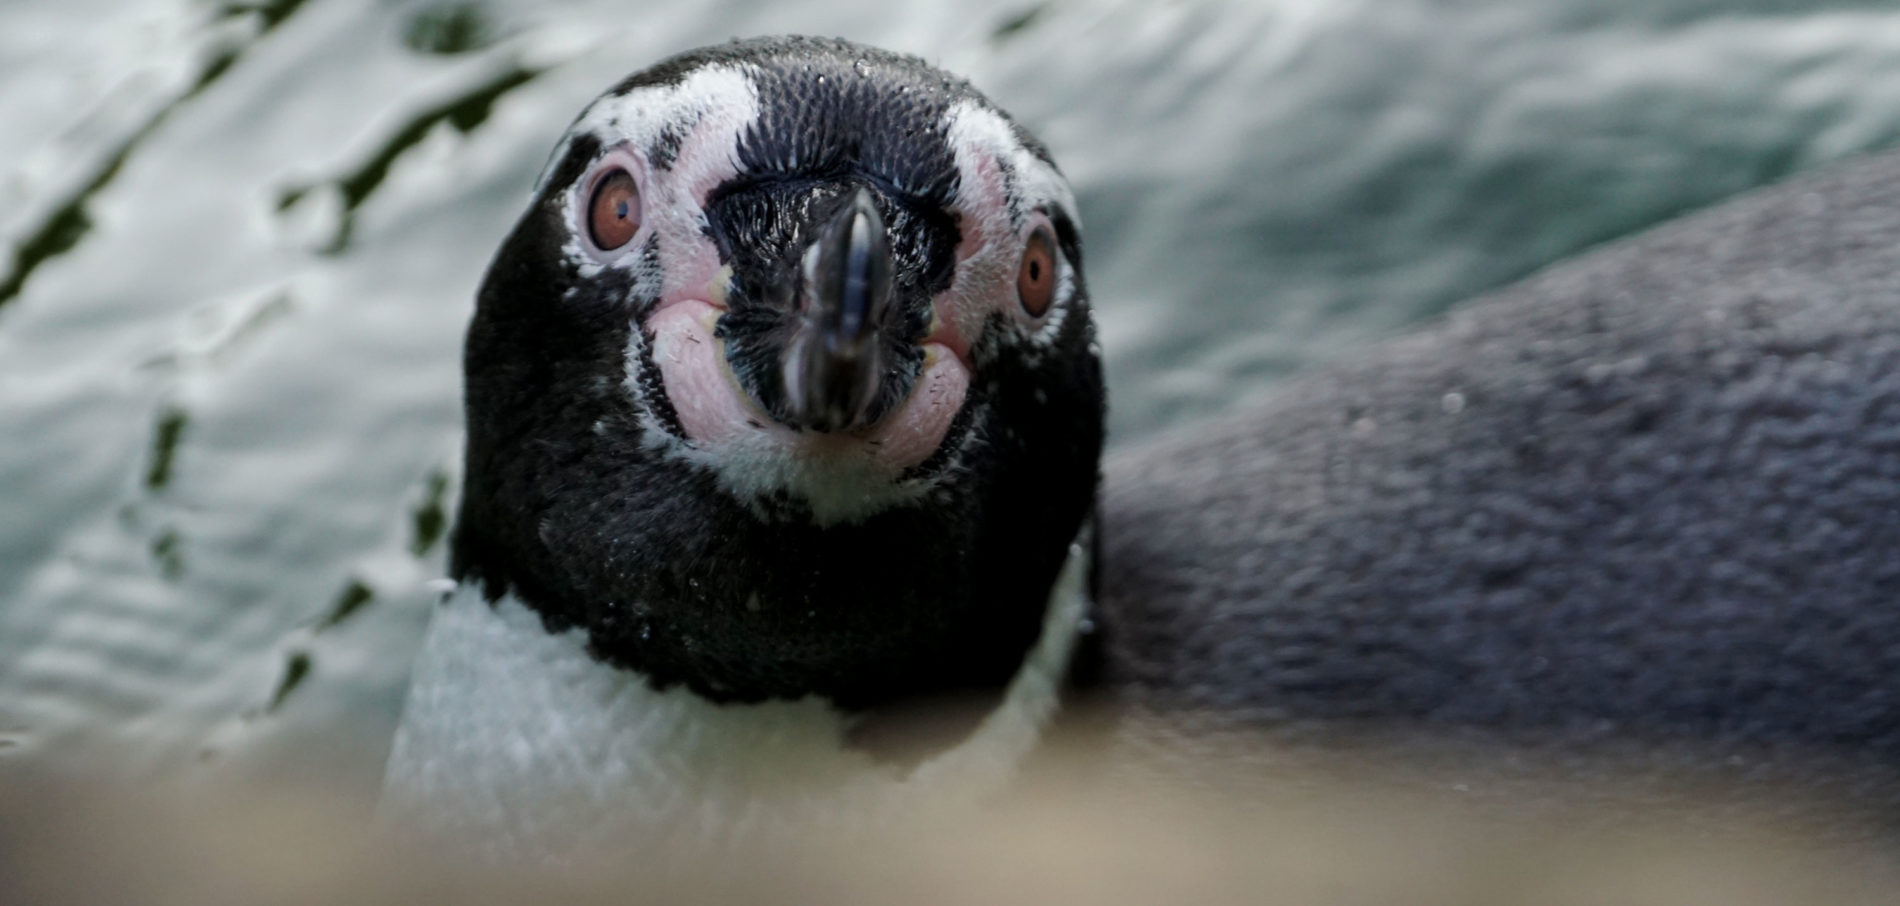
777 188 898 433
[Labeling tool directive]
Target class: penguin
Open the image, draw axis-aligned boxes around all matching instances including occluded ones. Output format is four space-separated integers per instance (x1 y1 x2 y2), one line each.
385 35 1900 853
381 36 1104 854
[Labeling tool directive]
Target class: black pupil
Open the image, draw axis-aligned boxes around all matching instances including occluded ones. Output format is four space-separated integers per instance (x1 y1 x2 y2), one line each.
614 199 629 219
1030 260 1041 280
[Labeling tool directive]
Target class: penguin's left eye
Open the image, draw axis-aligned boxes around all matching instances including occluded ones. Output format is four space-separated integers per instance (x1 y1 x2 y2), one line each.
1018 226 1058 317
587 168 642 250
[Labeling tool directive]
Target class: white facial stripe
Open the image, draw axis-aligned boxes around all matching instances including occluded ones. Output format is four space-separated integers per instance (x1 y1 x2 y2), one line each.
553 66 761 296
545 66 761 191
938 101 1081 356
944 100 1078 228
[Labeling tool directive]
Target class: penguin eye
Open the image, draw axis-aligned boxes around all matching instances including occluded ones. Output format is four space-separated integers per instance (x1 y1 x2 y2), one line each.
1017 226 1057 317
587 168 641 251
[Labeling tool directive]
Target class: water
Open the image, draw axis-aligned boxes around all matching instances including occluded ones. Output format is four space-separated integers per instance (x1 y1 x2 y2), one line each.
5 0 1900 803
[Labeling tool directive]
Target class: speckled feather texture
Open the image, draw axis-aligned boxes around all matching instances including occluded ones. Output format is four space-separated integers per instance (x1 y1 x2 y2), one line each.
1096 147 1900 797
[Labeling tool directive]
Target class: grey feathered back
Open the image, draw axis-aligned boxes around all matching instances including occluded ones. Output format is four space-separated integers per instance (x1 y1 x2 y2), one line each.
1096 148 1900 792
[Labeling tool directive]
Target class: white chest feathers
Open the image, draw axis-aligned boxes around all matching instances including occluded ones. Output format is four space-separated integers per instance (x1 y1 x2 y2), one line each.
378 538 1091 861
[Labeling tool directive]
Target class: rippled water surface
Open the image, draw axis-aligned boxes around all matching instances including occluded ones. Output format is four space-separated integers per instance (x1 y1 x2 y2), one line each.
6 0 1900 801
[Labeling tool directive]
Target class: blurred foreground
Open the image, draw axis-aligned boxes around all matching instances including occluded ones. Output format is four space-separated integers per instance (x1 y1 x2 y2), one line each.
7 734 1898 905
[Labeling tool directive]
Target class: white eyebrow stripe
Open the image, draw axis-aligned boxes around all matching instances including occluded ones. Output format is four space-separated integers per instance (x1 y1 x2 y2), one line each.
943 100 1078 229
536 65 763 197
548 66 763 282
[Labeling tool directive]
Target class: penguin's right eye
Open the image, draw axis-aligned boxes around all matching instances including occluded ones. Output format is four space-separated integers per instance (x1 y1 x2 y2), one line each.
1017 226 1057 317
587 168 642 250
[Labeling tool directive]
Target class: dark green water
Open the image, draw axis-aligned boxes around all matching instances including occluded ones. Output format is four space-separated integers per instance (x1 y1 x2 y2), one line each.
5 0 1900 798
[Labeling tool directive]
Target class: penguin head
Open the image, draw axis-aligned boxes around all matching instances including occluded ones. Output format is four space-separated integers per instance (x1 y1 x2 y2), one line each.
454 37 1103 711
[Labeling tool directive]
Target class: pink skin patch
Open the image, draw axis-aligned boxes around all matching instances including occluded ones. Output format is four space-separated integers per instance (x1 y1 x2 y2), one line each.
926 140 1053 369
648 299 970 474
582 126 969 478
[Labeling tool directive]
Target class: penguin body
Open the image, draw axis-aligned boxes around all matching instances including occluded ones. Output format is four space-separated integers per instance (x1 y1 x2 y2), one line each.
384 548 1090 856
1095 149 1900 793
